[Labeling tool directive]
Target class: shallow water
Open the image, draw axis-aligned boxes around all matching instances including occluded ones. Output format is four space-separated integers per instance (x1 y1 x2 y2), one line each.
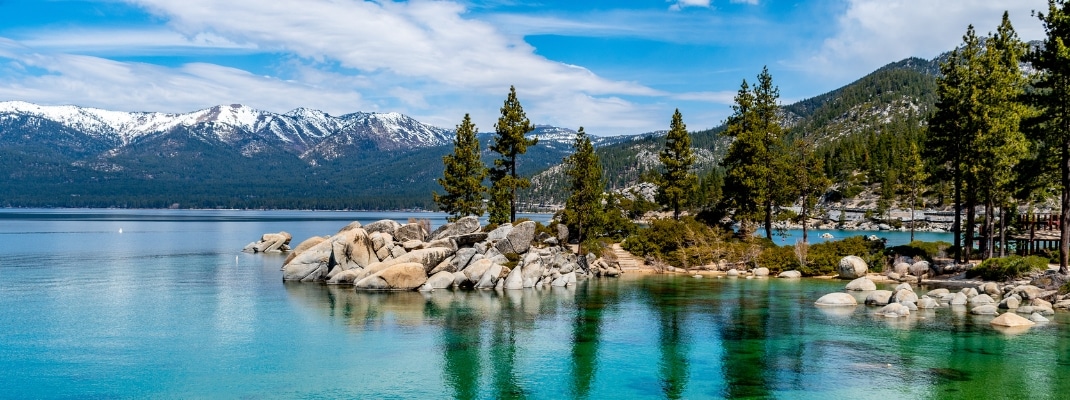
1 209 1067 399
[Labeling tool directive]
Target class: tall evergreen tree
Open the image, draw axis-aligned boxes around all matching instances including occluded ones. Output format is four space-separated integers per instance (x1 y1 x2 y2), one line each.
489 86 537 224
790 138 831 243
974 13 1028 260
722 67 790 239
562 127 605 248
657 109 696 220
434 114 487 221
900 141 928 242
1027 0 1070 273
927 26 982 262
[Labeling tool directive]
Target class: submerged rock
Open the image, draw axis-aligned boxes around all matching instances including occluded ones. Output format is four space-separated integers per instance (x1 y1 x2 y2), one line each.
778 270 802 278
845 277 876 291
815 293 858 306
865 290 893 306
990 312 1036 327
353 262 428 290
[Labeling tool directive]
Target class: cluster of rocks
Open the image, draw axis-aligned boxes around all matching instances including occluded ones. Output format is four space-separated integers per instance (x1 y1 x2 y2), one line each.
817 254 1065 329
278 216 622 291
884 259 933 283
242 231 293 253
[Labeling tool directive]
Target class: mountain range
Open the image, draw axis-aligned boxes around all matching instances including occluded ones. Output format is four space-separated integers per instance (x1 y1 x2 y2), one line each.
0 54 945 210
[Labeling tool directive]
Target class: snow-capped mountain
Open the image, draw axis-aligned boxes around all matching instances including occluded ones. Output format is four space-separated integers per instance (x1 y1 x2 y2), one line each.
0 101 452 162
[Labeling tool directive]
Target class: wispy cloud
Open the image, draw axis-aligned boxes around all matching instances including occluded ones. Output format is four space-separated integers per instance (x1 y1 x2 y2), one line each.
0 39 366 115
488 9 772 45
0 0 701 134
669 0 711 11
15 29 258 55
798 0 1046 78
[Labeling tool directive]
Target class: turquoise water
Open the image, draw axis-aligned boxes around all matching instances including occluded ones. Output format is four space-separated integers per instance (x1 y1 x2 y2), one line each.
1 209 1067 399
760 228 954 247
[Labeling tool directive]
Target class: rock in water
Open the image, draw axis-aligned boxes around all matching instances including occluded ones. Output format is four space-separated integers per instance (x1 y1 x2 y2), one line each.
968 294 996 306
753 267 769 277
815 293 858 306
845 277 876 291
285 236 327 265
990 312 1036 327
503 264 524 290
950 292 968 305
865 290 893 306
917 296 940 309
837 255 868 279
426 270 456 289
354 262 428 291
282 239 334 282
778 270 802 278
877 303 910 317
970 305 999 315
1030 312 1050 323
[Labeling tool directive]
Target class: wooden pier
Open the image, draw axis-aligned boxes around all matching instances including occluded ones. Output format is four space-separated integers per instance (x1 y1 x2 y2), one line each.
1010 213 1062 255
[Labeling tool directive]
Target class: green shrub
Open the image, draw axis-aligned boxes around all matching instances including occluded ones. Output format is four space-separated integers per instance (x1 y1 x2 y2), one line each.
887 240 951 262
804 236 886 276
965 256 1048 281
502 252 521 269
757 245 798 273
579 237 614 258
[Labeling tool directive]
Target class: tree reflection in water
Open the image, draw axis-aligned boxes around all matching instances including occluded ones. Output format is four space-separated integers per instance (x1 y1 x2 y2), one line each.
281 276 1070 399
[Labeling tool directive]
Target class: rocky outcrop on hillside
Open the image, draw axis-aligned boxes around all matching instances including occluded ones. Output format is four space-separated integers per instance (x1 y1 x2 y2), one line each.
280 217 623 290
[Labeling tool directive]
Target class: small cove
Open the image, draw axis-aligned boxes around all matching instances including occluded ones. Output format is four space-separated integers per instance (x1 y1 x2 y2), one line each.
0 209 1065 399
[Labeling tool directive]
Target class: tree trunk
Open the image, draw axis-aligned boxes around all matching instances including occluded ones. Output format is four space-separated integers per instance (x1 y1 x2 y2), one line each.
764 200 773 241
953 171 962 263
965 195 975 262
801 202 809 244
1062 142 1070 274
1000 205 1007 258
909 187 916 243
510 157 518 223
984 197 994 260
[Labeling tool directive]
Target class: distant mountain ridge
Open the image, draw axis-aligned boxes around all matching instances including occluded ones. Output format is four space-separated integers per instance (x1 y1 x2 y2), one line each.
0 101 452 163
0 47 967 210
0 101 657 209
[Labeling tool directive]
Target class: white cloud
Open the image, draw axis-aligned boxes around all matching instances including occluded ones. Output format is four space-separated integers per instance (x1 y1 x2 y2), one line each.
111 0 665 133
0 40 366 115
669 0 711 11
802 0 1046 78
16 29 258 55
0 0 696 134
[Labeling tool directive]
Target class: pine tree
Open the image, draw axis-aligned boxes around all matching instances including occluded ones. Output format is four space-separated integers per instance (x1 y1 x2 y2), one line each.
927 26 982 262
791 138 830 243
1027 0 1070 273
489 86 537 224
433 114 487 221
722 66 789 239
974 13 1028 259
562 127 605 248
657 109 696 220
900 141 928 242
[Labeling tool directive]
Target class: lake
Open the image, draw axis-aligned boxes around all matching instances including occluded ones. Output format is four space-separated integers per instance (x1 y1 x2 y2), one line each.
1 209 1066 399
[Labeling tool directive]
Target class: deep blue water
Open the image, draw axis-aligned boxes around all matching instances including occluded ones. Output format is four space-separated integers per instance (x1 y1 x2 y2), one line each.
1 209 1067 399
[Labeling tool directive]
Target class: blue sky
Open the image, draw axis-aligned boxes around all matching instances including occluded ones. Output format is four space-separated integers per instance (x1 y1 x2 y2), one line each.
0 0 1049 135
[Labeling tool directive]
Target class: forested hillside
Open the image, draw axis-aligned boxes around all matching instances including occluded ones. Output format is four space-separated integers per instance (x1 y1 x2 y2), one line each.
523 55 942 209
